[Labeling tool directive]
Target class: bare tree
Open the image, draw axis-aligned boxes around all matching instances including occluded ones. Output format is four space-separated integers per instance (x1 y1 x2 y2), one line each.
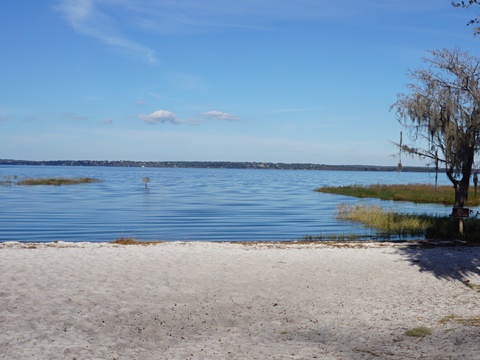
391 48 480 232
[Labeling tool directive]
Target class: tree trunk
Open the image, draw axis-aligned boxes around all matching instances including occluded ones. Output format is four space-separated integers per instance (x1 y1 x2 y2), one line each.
453 180 469 236
449 147 475 236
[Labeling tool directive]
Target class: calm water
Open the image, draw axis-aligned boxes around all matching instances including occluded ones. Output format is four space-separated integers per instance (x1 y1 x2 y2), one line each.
0 165 456 242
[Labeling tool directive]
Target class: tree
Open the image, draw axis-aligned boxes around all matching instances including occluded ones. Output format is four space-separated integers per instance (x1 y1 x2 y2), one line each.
452 1 480 35
391 48 480 233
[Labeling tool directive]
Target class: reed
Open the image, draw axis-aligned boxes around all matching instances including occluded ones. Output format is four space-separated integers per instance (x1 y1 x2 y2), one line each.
336 204 431 235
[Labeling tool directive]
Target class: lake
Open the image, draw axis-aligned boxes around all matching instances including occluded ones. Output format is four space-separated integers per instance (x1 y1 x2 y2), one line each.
0 165 456 242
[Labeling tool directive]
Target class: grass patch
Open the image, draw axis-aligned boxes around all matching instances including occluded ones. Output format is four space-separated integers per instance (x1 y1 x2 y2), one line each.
16 177 101 186
404 326 433 337
111 238 164 245
316 183 480 206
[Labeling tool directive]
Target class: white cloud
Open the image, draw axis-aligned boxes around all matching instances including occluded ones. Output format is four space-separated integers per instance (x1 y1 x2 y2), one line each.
139 109 240 125
55 0 156 63
202 111 239 121
139 110 181 124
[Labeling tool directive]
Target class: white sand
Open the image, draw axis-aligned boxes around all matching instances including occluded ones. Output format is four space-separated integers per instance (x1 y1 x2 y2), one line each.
1 241 480 360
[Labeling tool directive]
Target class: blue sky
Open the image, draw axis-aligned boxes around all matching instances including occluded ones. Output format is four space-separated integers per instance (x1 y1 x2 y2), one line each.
1 1 479 165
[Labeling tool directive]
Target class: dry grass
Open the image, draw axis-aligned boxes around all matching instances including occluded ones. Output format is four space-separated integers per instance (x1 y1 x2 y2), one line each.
111 238 164 246
440 314 480 326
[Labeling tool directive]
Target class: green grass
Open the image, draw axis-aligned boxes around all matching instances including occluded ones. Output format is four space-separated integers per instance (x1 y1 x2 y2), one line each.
15 177 101 186
316 183 480 206
404 326 433 337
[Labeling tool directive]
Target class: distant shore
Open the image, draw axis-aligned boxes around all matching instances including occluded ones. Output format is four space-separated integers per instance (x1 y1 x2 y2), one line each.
0 159 431 172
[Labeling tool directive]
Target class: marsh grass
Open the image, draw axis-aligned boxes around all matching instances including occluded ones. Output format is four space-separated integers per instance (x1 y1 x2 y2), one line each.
333 204 480 241
316 183 480 206
13 177 101 186
336 204 432 236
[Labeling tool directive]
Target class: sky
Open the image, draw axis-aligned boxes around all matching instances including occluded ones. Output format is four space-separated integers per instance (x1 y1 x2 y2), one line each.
1 1 480 166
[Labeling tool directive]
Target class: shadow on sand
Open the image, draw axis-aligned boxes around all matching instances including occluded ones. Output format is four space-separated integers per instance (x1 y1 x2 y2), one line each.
396 242 480 282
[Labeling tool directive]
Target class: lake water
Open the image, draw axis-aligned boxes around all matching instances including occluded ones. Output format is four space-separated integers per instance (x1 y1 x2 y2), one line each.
0 165 457 242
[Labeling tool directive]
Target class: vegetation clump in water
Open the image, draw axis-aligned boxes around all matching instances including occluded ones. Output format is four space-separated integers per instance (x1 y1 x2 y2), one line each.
7 177 102 186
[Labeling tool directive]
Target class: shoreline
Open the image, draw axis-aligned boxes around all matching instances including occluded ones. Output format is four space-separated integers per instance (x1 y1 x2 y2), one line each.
1 241 479 359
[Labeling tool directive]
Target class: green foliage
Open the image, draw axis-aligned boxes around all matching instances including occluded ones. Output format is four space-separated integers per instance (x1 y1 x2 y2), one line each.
316 183 480 206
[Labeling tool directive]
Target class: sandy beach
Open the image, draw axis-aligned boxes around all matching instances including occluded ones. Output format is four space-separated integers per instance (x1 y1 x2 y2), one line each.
1 241 480 360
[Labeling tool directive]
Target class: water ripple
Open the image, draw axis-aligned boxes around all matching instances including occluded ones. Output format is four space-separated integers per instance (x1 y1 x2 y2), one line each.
0 166 454 242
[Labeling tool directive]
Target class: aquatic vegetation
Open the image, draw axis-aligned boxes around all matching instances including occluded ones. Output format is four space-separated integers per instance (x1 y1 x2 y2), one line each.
15 177 101 186
330 203 480 241
336 204 432 236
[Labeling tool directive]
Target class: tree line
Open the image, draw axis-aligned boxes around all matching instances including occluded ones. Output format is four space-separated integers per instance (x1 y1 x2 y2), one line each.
0 159 430 172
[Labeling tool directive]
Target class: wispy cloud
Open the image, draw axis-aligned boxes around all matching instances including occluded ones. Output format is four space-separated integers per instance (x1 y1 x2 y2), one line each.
124 0 366 32
0 115 12 122
265 107 325 114
202 111 239 121
101 118 113 124
55 0 378 47
55 0 156 63
54 0 431 65
63 112 89 121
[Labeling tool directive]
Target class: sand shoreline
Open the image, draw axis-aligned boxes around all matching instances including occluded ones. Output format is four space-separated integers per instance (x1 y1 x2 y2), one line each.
1 241 480 359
